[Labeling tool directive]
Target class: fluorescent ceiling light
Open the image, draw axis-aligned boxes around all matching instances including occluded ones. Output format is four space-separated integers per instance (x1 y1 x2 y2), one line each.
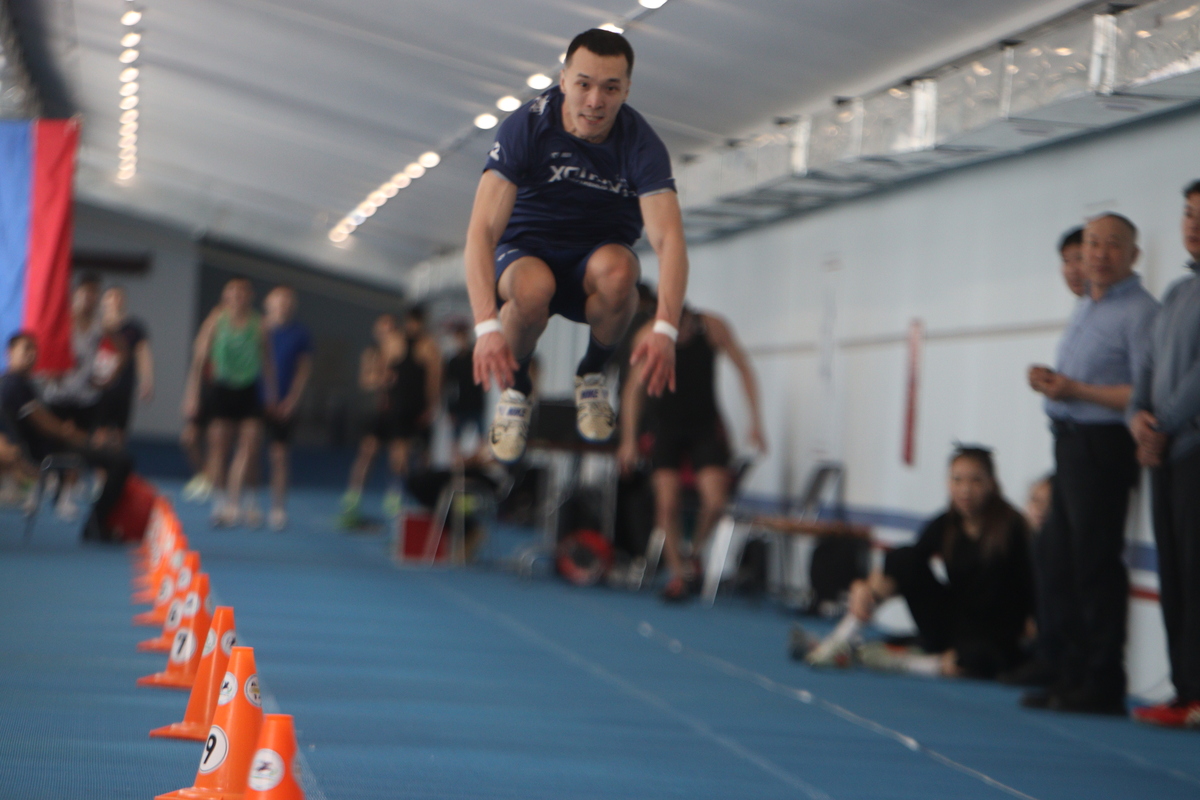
381 183 399 198
526 74 552 90
368 190 388 206
121 9 142 26
120 67 139 82
404 162 426 179
119 95 139 110
120 109 139 123
121 32 141 47
119 49 139 64
496 95 521 112
474 113 499 129
119 135 137 148
418 151 440 168
599 23 624 34
120 122 138 135
390 173 412 189
120 82 139 96
639 0 668 7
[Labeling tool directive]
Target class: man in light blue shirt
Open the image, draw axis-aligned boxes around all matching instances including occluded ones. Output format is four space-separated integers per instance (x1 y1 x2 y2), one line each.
1024 213 1159 715
1128 181 1200 728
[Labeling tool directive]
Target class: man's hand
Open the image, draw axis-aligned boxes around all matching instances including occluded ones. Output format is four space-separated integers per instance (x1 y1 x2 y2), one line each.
139 380 154 403
1130 410 1167 467
1028 364 1054 392
473 329 519 392
630 331 676 397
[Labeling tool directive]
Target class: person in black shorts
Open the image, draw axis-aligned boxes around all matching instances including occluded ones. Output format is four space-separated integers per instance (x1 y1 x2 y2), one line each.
465 29 689 465
381 306 441 515
92 287 154 449
262 286 313 530
619 303 765 600
444 321 485 462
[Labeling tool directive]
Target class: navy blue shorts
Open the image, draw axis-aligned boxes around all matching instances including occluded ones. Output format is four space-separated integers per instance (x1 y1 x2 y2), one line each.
494 240 636 324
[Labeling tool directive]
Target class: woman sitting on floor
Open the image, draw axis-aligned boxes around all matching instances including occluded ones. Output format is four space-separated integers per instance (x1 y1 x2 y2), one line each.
800 445 1034 679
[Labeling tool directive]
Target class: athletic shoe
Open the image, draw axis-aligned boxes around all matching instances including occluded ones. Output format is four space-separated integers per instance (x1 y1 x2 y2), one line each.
1131 699 1200 728
242 502 263 530
337 491 363 529
997 659 1057 688
574 373 615 442
54 490 80 522
857 641 922 673
382 489 403 518
490 388 532 464
805 636 855 669
787 625 819 662
1050 686 1127 716
268 507 287 532
211 503 240 528
182 475 212 503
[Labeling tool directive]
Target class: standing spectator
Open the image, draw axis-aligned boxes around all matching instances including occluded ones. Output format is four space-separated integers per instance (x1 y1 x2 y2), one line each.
262 286 312 531
1002 227 1088 688
618 304 765 601
444 321 484 462
379 306 441 515
1128 180 1200 728
38 274 104 520
92 286 154 449
1024 213 1159 715
1 332 133 541
340 314 402 527
1059 227 1087 299
183 279 275 527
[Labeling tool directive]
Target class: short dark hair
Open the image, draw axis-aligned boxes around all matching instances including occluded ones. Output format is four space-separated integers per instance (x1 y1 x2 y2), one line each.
7 331 35 350
1058 227 1083 254
405 304 426 323
1185 179 1200 199
1087 212 1138 241
75 272 101 290
566 29 635 75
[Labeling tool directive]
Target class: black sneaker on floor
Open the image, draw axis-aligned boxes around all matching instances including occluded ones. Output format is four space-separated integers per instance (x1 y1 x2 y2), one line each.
1050 686 1127 716
1020 688 1058 709
999 659 1057 688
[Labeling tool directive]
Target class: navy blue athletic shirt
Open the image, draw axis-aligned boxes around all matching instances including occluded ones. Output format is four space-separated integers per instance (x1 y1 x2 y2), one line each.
485 86 675 249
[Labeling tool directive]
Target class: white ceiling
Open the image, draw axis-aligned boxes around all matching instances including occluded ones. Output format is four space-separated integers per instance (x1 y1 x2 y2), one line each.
47 0 1092 286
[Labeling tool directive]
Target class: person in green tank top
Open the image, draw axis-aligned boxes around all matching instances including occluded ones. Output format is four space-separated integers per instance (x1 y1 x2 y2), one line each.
183 279 276 528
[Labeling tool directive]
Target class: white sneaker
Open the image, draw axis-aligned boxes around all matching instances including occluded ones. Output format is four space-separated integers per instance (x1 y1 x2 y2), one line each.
54 490 80 522
268 507 287 531
575 373 615 442
182 475 212 503
489 388 532 464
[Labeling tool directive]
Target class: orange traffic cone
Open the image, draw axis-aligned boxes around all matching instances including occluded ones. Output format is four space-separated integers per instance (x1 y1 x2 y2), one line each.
151 606 237 741
133 509 184 591
157 646 264 800
136 551 199 627
138 573 213 688
138 565 203 653
245 715 304 800
133 533 184 604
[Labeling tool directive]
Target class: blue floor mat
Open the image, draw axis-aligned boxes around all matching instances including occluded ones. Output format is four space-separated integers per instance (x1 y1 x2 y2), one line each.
2 479 1198 800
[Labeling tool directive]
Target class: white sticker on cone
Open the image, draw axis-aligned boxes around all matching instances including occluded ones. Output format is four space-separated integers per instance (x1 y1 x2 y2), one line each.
156 577 174 604
165 600 183 630
198 725 229 774
217 672 237 705
182 591 199 618
170 629 196 664
202 629 217 657
220 630 236 656
244 674 261 706
247 748 284 791
176 567 192 591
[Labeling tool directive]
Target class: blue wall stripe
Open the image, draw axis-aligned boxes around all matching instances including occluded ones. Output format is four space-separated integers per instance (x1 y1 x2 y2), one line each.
0 121 32 372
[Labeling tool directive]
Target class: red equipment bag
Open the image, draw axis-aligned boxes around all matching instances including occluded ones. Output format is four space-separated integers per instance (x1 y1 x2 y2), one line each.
105 473 157 543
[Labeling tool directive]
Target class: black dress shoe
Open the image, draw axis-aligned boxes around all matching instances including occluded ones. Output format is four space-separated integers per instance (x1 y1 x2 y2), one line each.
999 660 1057 688
1020 688 1058 709
1050 686 1127 716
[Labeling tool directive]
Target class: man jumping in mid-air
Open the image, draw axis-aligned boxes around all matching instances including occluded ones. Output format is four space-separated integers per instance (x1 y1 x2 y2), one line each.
464 28 688 463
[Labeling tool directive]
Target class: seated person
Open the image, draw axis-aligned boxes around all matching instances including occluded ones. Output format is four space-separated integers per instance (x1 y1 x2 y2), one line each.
800 445 1034 679
0 332 133 541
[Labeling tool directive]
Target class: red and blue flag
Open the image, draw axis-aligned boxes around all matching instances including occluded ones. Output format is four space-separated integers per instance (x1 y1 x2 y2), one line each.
0 118 79 372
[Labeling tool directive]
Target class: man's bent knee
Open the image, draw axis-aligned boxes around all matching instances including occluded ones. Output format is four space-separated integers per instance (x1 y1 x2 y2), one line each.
585 245 639 297
500 259 556 312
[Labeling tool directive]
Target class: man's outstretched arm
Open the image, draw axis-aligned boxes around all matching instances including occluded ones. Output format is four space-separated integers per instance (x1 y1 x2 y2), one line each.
464 170 520 391
633 191 687 397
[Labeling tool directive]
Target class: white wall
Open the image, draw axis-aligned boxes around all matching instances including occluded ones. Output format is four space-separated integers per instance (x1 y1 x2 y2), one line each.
73 203 199 439
633 107 1200 700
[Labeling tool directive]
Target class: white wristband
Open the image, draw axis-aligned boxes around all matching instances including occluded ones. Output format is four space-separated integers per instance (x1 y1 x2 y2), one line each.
653 320 679 342
474 318 503 338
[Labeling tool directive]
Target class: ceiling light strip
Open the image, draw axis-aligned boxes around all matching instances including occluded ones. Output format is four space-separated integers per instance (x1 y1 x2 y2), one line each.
116 1 143 182
328 1 673 242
